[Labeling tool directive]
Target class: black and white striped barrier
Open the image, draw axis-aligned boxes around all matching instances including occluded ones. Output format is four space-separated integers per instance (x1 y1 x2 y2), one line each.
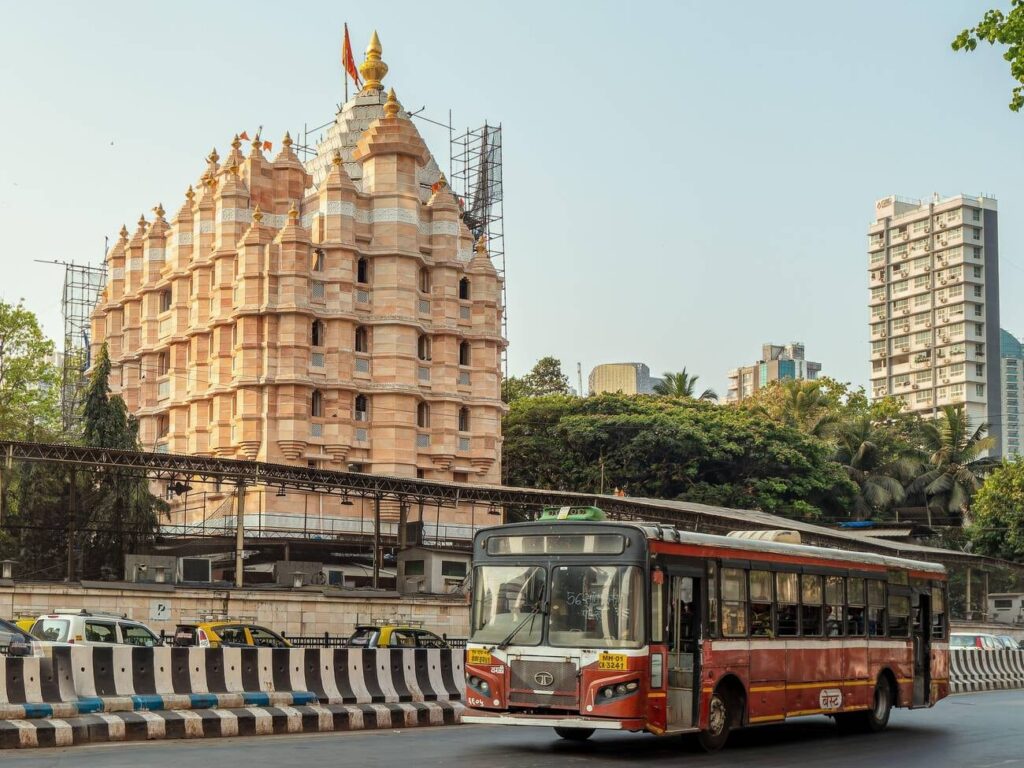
950 649 1024 694
0 701 463 749
0 646 463 725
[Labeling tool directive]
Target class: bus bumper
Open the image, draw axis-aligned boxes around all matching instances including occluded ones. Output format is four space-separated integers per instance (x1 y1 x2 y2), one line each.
461 711 644 730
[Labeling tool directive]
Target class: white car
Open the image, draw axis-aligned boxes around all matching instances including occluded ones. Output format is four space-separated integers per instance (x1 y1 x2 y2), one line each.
29 610 161 647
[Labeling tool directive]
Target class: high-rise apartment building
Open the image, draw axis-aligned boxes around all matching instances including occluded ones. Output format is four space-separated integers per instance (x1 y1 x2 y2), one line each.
88 35 506 536
1000 329 1023 457
588 363 661 395
725 342 821 403
868 194 1001 455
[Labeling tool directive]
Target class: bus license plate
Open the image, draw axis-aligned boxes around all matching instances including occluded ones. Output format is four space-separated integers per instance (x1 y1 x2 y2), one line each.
467 648 492 665
598 653 627 671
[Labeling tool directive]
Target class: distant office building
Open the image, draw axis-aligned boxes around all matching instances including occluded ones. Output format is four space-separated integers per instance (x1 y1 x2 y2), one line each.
726 342 821 403
867 194 1001 456
1001 329 1023 457
589 363 661 395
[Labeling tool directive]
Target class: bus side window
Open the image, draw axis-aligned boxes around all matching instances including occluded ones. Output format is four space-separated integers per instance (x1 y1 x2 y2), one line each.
888 595 910 638
651 570 665 644
749 571 773 637
825 575 845 637
707 562 718 639
931 585 946 639
801 575 824 636
775 572 799 637
846 578 866 636
721 568 747 638
867 579 887 637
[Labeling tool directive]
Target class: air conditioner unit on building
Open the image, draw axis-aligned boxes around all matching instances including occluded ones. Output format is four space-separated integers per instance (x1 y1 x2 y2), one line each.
179 557 212 583
925 243 931 251
902 309 909 315
941 279 947 284
940 297 947 303
941 336 950 343
943 378 950 384
912 384 919 390
902 253 909 260
941 239 948 246
925 321 932 327
940 221 947 228
924 226 931 233
880 331 886 337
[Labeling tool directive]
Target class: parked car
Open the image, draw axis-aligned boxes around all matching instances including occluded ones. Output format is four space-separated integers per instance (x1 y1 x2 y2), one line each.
28 610 161 647
994 634 1023 650
950 631 1002 649
348 624 449 649
0 618 35 656
172 621 291 648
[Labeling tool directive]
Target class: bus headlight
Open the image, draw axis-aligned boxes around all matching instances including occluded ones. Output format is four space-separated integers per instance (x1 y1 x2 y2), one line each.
597 680 640 703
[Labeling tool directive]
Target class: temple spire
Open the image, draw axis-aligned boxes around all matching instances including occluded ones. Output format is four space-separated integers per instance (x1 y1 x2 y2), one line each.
359 30 388 92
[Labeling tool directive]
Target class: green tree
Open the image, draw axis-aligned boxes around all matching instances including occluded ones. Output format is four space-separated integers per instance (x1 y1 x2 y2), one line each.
502 393 855 519
0 300 61 440
906 406 995 524
833 416 912 520
503 356 572 403
964 458 1024 561
77 344 166 578
953 2 1024 112
653 368 717 401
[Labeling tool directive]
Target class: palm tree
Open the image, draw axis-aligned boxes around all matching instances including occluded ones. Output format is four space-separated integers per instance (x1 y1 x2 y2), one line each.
907 405 996 525
653 368 717 401
834 417 909 520
778 379 839 438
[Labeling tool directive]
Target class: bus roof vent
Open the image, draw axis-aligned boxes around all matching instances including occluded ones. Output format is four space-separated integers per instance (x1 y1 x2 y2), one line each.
539 505 606 522
726 529 802 544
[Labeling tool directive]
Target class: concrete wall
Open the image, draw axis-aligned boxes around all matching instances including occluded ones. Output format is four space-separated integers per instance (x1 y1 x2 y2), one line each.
0 582 470 638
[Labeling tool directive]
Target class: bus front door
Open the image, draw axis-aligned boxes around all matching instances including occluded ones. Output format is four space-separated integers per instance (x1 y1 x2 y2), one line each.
666 575 701 729
912 592 932 707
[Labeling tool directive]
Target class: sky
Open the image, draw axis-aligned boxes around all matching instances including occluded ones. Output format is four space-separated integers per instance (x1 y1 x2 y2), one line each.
1 0 1021 397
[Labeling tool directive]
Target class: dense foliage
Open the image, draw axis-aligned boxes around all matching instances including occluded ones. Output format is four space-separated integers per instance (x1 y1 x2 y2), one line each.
966 459 1024 562
0 300 61 439
953 1 1024 112
504 359 1002 529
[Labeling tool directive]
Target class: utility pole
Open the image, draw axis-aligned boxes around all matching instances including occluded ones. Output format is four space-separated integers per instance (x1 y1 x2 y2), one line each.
66 468 77 582
577 362 584 396
234 482 246 588
372 495 381 589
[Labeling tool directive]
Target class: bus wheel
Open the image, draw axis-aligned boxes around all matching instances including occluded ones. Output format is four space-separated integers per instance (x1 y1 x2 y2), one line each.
837 678 893 735
554 727 594 741
697 692 732 752
863 678 893 732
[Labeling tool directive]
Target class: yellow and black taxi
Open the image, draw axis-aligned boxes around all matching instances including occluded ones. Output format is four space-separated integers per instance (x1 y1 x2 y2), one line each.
347 624 449 649
172 620 291 648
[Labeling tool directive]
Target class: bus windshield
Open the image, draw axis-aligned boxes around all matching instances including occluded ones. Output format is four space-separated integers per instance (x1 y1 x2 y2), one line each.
471 565 547 645
549 565 644 648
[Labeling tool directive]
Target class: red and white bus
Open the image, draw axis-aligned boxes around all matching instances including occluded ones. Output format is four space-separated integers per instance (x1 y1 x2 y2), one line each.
462 508 948 751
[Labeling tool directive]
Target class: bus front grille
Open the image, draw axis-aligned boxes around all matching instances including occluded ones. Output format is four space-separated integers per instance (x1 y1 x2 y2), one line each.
508 659 578 709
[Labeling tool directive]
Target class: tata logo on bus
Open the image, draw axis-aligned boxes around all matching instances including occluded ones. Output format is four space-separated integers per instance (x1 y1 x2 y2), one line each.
534 671 554 687
819 688 843 710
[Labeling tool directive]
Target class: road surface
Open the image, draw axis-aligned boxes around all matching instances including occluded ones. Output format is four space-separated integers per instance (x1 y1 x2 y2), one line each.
4 691 1023 767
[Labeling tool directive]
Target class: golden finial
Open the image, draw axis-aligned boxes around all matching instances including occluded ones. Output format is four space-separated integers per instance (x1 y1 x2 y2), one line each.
208 148 219 164
251 136 262 151
119 225 129 240
137 213 147 228
229 162 240 177
475 234 488 255
153 203 165 218
437 172 448 188
185 185 195 202
383 88 400 119
252 205 263 224
288 202 299 222
231 134 242 150
332 150 343 167
283 132 293 148
358 30 388 92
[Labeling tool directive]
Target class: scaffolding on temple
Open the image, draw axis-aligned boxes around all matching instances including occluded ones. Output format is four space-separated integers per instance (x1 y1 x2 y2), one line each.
451 123 506 372
57 261 107 431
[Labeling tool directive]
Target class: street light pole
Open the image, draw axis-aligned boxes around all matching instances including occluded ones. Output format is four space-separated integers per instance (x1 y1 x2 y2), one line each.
234 482 246 588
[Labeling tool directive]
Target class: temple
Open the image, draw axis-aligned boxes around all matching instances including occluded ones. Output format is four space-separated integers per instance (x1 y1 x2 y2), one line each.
89 33 506 553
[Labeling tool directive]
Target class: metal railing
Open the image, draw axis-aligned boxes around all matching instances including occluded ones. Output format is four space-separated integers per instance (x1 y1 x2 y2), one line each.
280 632 467 649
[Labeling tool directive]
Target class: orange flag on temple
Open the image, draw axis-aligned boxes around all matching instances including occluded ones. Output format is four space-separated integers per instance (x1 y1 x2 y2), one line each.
239 131 250 141
263 141 273 152
342 23 362 89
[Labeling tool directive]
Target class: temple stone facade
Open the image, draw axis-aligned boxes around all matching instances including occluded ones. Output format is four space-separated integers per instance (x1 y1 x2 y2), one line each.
89 34 506 539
